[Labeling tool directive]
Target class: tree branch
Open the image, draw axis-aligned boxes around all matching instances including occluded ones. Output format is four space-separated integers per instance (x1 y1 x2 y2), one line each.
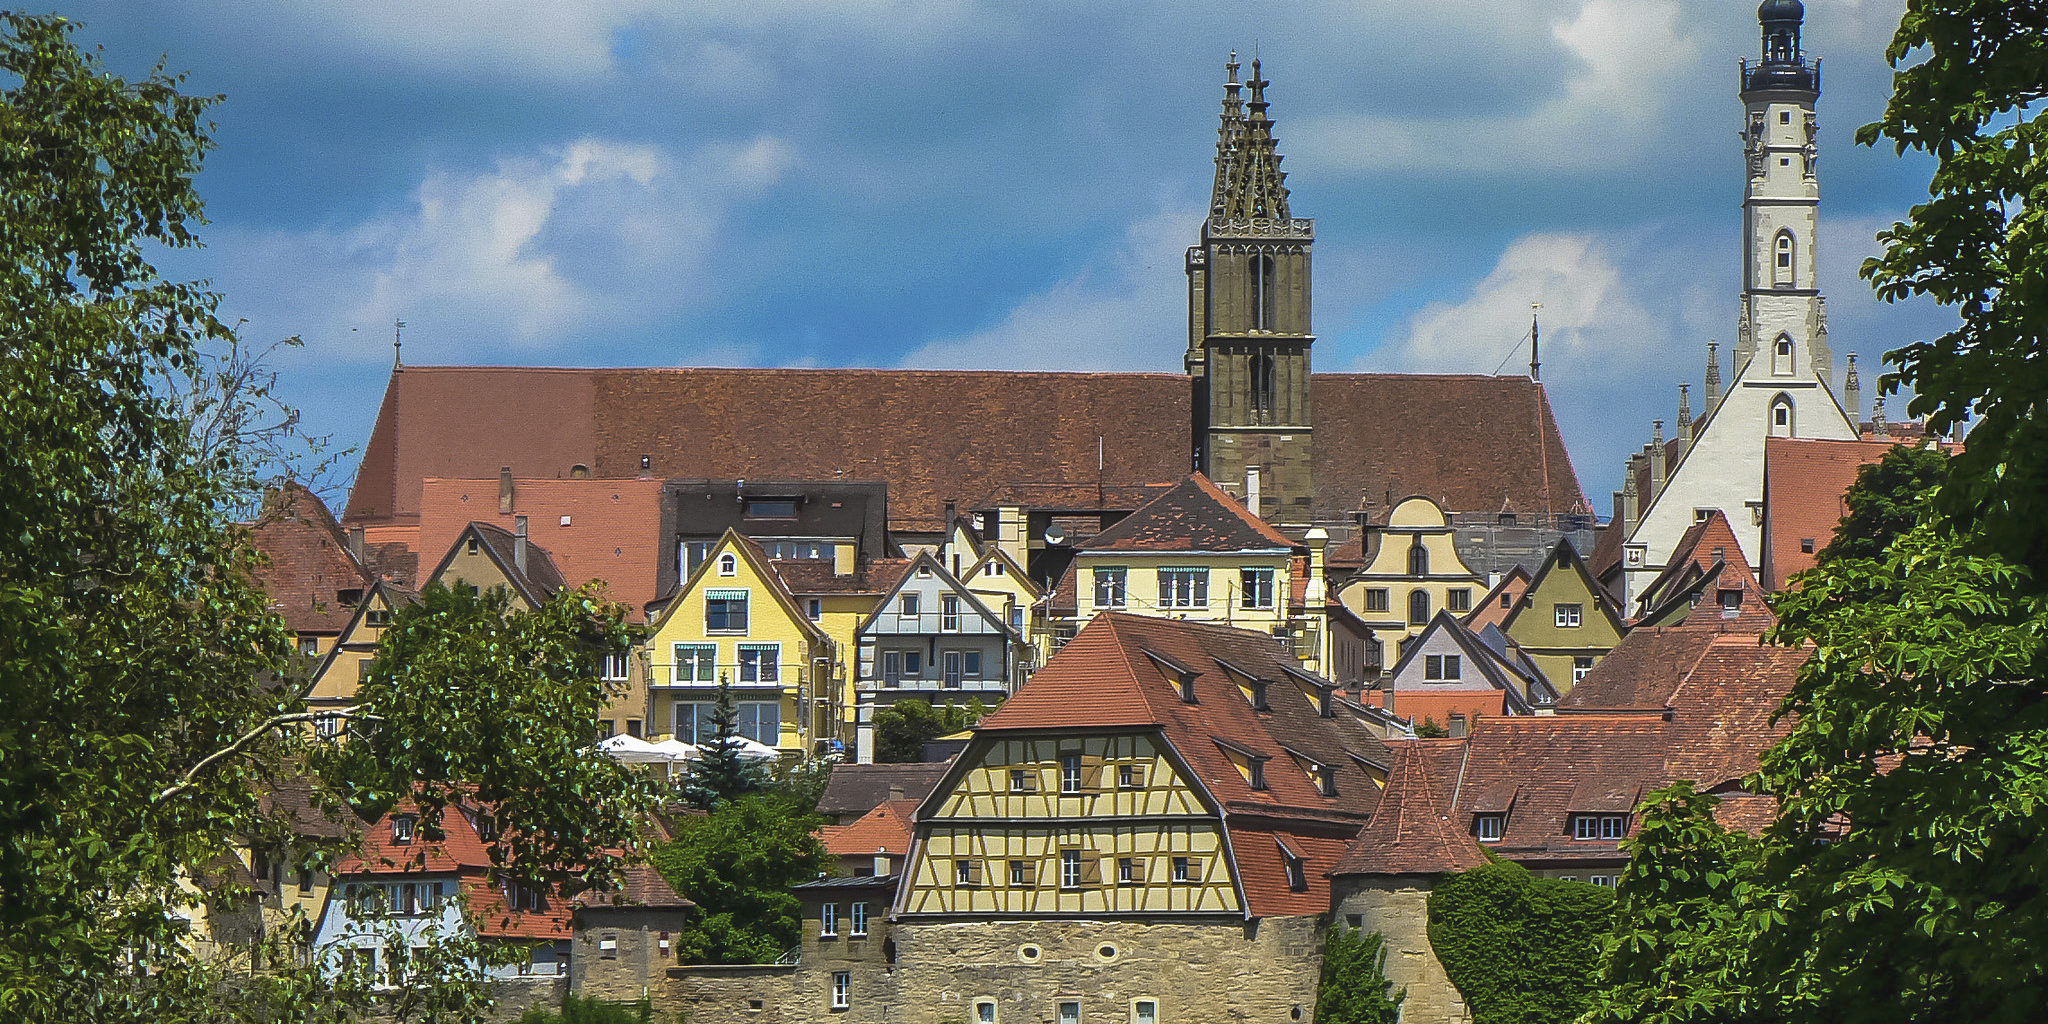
155 710 330 803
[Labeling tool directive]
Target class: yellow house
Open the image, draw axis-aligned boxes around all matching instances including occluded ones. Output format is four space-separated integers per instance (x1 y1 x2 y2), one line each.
303 581 409 740
962 546 1042 669
1498 538 1628 691
769 555 911 754
424 519 566 613
643 529 836 756
1334 495 1487 670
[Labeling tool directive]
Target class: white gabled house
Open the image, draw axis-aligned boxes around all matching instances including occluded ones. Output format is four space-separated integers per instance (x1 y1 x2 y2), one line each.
853 551 1025 762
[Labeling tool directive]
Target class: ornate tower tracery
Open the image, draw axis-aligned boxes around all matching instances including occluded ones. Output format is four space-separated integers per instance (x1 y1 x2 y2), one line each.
1737 0 1829 383
1187 54 1315 527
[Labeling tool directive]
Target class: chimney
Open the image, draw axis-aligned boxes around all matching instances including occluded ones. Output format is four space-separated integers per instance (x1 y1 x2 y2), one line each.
1843 353 1862 426
887 784 905 802
1245 467 1262 519
1621 459 1640 534
498 467 514 514
1705 341 1722 405
1872 395 1891 439
348 525 365 564
1650 421 1667 493
514 515 529 575
1303 527 1329 607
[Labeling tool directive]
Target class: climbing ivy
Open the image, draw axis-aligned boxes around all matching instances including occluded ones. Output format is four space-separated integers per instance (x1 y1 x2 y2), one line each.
1426 860 1615 1024
1315 927 1403 1024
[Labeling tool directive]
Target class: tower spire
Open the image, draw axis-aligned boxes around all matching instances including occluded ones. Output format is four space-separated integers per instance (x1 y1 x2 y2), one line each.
1843 352 1861 424
1212 55 1290 220
1705 341 1722 404
1676 382 1693 440
1210 52 1245 217
1529 303 1541 381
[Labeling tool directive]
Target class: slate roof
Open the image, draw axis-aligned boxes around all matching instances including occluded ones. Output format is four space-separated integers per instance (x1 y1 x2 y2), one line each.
1331 740 1487 876
816 763 953 822
345 367 1588 534
1077 473 1299 553
247 483 370 636
415 477 667 622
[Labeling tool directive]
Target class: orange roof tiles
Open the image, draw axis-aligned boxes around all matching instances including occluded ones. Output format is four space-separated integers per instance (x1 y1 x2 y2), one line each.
247 484 370 636
1078 473 1299 553
346 367 1588 534
416 477 666 621
1332 740 1487 876
821 799 918 860
1762 436 1955 590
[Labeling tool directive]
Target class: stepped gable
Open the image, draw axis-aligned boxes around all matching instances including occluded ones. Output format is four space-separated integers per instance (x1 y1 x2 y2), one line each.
247 483 370 636
1078 473 1299 552
345 366 1589 534
816 762 953 823
1332 740 1486 877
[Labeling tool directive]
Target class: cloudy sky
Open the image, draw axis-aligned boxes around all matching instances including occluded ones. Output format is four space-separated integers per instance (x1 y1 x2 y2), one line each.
77 0 1950 509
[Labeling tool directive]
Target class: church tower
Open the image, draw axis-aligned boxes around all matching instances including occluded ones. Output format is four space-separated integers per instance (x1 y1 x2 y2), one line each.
1737 0 1830 382
1187 54 1315 528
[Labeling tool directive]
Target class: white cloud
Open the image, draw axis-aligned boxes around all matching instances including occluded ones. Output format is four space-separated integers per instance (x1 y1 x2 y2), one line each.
213 135 793 363
896 205 1196 371
1290 0 1701 175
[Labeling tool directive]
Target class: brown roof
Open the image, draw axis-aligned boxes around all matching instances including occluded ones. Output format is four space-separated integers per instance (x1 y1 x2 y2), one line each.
1761 436 1955 590
1451 715 1670 864
426 521 571 606
1462 566 1531 632
1078 473 1299 553
1331 740 1487 876
1633 511 1775 630
772 557 913 597
416 477 666 622
247 484 370 636
579 864 694 910
815 763 953 821
345 367 1588 534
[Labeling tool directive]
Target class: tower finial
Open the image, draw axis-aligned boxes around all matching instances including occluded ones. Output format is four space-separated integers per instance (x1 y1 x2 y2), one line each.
393 317 406 370
1211 51 1290 220
1872 393 1890 439
1843 352 1862 424
1676 382 1693 439
1529 303 1541 381
1705 341 1722 404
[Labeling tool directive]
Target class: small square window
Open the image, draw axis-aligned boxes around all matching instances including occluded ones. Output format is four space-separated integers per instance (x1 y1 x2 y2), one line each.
1474 814 1504 841
1447 588 1471 613
900 593 919 617
1057 1002 1081 1024
391 815 414 844
1800 538 1815 554
1172 856 1195 883
1119 764 1142 789
807 598 822 621
1364 588 1389 613
1573 656 1595 682
1554 603 1584 628
1009 769 1037 793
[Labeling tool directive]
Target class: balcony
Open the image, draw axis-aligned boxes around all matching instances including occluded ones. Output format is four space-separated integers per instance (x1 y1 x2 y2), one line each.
650 663 804 691
855 672 1010 695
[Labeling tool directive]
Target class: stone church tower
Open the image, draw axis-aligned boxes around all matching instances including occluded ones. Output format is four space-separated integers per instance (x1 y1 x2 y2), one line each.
1187 54 1316 529
1738 0 1830 382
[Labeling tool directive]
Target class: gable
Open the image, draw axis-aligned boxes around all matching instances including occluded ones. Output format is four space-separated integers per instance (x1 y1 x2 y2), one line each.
647 530 826 648
857 553 1013 638
1504 542 1625 643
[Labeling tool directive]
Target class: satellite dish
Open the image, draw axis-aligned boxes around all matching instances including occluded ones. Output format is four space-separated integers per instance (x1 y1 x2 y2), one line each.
1043 524 1069 546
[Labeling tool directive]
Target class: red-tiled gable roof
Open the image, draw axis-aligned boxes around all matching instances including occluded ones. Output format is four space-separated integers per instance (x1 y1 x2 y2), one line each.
978 615 1158 731
346 367 1587 534
1660 637 1805 787
1462 566 1531 632
1332 740 1487 876
1558 628 1723 712
772 557 912 597
337 803 494 876
1709 792 1779 836
1078 473 1298 553
1227 828 1359 916
1762 437 1955 590
1453 715 1669 863
816 763 953 822
820 799 918 859
464 875 573 940
416 478 666 622
247 484 369 636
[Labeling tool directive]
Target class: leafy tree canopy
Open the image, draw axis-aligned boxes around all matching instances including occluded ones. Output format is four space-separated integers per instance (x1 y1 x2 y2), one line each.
1427 860 1614 1024
649 796 829 964
1815 443 1950 564
873 697 992 763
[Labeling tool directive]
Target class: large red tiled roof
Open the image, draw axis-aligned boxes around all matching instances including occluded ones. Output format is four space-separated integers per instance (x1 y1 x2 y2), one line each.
1762 436 1954 590
345 367 1587 534
1332 740 1487 876
247 484 370 636
820 799 918 860
1452 715 1670 864
1078 473 1299 553
416 478 666 621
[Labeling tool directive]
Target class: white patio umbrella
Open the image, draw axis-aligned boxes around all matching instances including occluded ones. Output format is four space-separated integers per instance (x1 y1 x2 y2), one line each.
697 735 781 762
593 734 668 764
647 737 699 761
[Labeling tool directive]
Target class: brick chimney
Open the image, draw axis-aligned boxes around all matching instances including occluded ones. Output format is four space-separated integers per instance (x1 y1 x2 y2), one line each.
498 466 514 514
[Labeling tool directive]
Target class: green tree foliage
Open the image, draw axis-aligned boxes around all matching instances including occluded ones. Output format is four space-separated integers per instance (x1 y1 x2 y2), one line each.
1857 0 2048 570
650 796 829 964
681 678 768 809
513 994 654 1024
1426 860 1615 1024
1315 928 1403 1024
872 697 992 763
1413 718 1449 739
1814 444 1949 563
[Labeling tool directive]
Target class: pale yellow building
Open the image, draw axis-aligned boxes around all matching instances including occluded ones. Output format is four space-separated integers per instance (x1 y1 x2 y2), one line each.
1335 495 1487 669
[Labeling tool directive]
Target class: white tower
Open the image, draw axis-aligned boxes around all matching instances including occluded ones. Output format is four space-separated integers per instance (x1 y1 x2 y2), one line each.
1737 0 1829 384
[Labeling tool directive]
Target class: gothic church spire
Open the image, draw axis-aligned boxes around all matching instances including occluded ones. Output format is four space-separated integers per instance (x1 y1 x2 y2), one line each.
1211 57 1291 221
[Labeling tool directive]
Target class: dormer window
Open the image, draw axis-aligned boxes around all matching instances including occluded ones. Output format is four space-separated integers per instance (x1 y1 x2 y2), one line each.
744 499 797 519
1573 814 1630 841
337 588 363 606
1247 757 1267 790
1248 679 1270 711
1474 814 1504 842
1718 589 1743 616
391 814 415 844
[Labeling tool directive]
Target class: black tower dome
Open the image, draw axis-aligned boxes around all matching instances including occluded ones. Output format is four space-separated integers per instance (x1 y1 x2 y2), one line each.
1745 0 1818 93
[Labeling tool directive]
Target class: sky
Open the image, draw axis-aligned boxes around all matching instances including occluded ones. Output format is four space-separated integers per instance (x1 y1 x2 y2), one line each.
70 0 1953 511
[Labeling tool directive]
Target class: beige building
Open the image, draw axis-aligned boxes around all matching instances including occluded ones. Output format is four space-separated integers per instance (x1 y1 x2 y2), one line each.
1335 496 1486 671
1497 539 1625 692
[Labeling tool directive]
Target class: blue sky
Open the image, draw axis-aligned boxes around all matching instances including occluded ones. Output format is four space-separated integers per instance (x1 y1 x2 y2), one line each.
73 0 1950 510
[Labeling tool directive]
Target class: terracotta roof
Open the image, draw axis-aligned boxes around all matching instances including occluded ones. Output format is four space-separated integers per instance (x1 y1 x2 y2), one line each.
1462 566 1531 632
1451 715 1670 864
1709 791 1779 836
1632 511 1774 630
820 799 918 859
1331 740 1487 876
415 477 666 622
1761 436 1955 590
247 483 370 636
1659 636 1806 787
1557 628 1724 712
576 864 694 910
345 367 1587 534
1078 473 1298 553
1587 518 1625 584
816 763 953 821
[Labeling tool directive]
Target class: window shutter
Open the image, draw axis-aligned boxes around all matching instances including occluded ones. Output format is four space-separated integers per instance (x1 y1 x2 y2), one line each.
1019 860 1037 885
1080 755 1105 792
1126 857 1147 883
1079 856 1103 887
964 859 983 886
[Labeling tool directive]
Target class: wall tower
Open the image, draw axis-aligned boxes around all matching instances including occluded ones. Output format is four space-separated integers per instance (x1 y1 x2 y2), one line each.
1737 0 1829 382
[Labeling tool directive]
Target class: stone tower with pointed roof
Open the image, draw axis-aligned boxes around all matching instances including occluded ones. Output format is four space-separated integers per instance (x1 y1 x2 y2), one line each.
1187 53 1316 530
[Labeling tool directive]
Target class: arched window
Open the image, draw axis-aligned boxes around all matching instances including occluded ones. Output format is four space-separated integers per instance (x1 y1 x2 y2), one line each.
1770 395 1795 438
1407 542 1429 578
1773 335 1794 376
1250 254 1277 330
1774 231 1795 287
718 552 737 576
1408 589 1431 626
1250 351 1277 424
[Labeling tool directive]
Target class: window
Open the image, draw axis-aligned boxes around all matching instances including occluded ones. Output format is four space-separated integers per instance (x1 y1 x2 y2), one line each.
1772 395 1795 437
1424 654 1462 681
745 499 797 518
597 719 616 739
391 815 414 844
1134 1001 1159 1024
1774 231 1795 286
1718 589 1743 617
1554 603 1583 628
1246 756 1268 790
1474 814 1504 842
850 902 868 937
882 651 902 685
1061 752 1084 794
1780 110 1791 124
1171 856 1196 883
976 1000 997 1024
1407 543 1430 577
1009 859 1036 886
955 859 983 887
1282 849 1307 891
682 540 714 576
297 866 314 895
941 594 960 631
963 650 983 677
1093 567 1128 609
1589 875 1617 888
364 608 392 628
1573 656 1595 681
807 598 822 621
1574 814 1630 840
903 650 923 676
599 935 617 959
984 560 1007 577
1447 588 1471 613
1240 568 1276 610
1800 537 1816 554
1501 591 1513 609
1408 589 1431 626
943 651 964 687
1157 568 1208 609
736 701 780 746
598 651 629 681
1364 588 1389 613
1251 253 1277 331
503 879 544 913
1251 351 1277 422
764 540 833 560
1774 336 1795 375
1117 857 1144 885
315 712 346 741
1058 1002 1081 1024
1009 607 1025 631
717 552 737 576
831 971 851 1010
1010 769 1038 793
298 636 320 658
1119 764 1143 789
705 591 748 633
738 644 779 683
626 718 642 738
900 593 920 618
673 643 715 683
820 902 838 937
1060 849 1083 889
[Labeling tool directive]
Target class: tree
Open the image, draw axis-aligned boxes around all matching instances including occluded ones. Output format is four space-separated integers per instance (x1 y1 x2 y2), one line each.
872 697 991 763
1413 718 1449 739
1314 928 1403 1024
681 677 768 809
649 796 829 964
1426 860 1614 1024
1814 443 1949 563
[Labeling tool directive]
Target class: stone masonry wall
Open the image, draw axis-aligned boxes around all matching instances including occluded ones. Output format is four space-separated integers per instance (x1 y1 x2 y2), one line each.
1332 876 1469 1024
661 963 798 1021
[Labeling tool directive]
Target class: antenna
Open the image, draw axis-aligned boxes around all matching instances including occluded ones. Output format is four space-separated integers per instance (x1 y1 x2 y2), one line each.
1529 303 1541 382
392 318 406 369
